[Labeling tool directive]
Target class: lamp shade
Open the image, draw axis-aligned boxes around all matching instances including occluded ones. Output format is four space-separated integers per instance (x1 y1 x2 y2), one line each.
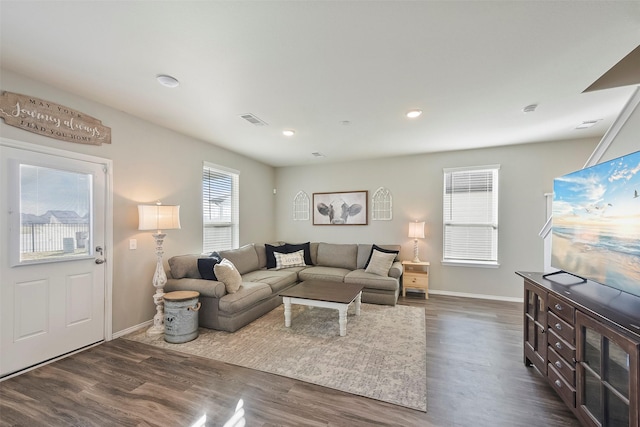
408 221 425 239
138 204 181 231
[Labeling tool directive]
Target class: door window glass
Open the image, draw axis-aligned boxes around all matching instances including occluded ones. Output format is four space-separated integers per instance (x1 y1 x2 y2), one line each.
19 164 92 263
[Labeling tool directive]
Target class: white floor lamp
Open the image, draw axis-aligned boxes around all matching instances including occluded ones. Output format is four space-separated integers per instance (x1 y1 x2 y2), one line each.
138 202 181 337
408 221 425 263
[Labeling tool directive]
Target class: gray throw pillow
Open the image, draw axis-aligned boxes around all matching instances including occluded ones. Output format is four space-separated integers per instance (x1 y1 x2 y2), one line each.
214 258 243 294
364 249 396 276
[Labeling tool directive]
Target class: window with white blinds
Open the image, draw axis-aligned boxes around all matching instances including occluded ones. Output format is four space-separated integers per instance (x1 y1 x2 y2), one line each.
443 165 499 266
202 162 239 253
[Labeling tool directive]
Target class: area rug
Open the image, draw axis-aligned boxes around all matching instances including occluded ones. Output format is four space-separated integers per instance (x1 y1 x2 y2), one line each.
124 303 427 411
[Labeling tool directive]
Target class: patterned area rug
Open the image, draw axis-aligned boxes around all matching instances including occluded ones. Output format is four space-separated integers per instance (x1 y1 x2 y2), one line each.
125 303 427 411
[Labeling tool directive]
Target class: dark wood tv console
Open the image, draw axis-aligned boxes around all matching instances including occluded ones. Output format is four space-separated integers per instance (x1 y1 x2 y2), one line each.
516 271 640 427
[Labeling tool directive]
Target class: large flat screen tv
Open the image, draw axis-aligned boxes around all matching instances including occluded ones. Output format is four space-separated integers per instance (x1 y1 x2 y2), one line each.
551 150 640 298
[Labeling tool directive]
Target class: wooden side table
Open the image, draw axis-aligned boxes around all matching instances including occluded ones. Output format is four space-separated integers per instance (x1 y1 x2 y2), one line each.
402 261 430 299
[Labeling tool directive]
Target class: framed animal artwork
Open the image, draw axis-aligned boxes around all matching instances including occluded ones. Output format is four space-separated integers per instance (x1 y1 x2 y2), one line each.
313 191 368 225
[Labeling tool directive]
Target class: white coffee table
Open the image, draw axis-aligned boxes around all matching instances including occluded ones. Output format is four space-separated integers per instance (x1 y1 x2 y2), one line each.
280 280 364 336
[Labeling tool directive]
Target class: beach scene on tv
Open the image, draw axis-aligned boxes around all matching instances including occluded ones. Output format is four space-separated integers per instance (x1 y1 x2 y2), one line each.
551 150 640 297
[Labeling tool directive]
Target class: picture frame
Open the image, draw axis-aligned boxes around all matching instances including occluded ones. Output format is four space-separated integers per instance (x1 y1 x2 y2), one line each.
312 191 368 225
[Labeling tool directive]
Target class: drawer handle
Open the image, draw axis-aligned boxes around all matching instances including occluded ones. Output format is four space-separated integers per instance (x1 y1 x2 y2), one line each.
555 342 563 350
555 380 562 388
555 361 562 369
555 303 562 311
555 323 562 331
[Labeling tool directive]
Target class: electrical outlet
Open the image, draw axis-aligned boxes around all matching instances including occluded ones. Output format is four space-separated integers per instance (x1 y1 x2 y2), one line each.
129 239 137 250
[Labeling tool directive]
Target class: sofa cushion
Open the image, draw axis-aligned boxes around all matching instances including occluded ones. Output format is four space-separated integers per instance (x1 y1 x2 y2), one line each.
357 244 401 269
165 278 227 298
265 243 286 269
197 252 223 280
363 244 400 269
265 242 312 268
284 242 313 266
218 282 272 313
254 244 268 269
345 270 399 291
274 250 306 269
365 249 397 276
310 242 319 265
241 269 298 293
298 266 351 283
168 254 202 279
316 243 357 270
214 258 243 294
219 244 260 275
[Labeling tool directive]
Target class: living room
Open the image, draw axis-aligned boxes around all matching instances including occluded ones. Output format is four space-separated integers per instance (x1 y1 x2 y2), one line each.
1 1 639 425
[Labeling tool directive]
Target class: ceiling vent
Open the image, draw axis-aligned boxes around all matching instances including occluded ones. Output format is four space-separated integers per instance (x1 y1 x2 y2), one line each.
239 113 268 126
312 152 325 158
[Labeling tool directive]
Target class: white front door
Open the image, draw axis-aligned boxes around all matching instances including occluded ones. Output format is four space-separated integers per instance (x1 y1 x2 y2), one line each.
0 141 109 377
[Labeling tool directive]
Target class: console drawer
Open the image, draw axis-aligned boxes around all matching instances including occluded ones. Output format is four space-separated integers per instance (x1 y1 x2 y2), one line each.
548 311 575 345
548 329 576 363
547 347 575 386
548 294 574 324
548 364 576 408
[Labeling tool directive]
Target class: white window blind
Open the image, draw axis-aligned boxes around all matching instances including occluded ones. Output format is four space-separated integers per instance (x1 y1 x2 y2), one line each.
443 165 499 265
203 162 239 253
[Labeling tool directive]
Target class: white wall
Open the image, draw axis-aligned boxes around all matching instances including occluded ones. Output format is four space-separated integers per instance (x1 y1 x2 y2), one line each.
275 138 599 299
0 69 277 333
601 89 640 161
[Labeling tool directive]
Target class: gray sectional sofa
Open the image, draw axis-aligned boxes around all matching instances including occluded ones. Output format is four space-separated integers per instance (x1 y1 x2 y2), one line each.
164 242 402 332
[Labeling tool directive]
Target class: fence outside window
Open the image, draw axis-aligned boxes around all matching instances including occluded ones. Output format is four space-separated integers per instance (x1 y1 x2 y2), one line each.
21 223 90 255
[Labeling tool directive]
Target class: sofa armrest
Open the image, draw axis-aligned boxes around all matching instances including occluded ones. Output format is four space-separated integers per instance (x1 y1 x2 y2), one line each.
165 278 227 298
388 261 403 279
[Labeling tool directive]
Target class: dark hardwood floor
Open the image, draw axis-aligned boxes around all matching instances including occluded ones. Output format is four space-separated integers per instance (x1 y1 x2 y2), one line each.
0 294 581 426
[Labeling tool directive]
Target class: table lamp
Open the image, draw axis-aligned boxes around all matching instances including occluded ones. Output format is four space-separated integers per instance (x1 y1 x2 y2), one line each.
408 221 425 263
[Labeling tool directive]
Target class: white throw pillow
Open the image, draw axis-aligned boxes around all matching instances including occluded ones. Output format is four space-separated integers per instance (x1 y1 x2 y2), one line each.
274 250 306 270
214 258 242 294
364 249 396 277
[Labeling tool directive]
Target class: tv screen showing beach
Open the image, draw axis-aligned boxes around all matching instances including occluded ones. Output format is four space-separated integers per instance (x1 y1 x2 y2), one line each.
551 150 640 298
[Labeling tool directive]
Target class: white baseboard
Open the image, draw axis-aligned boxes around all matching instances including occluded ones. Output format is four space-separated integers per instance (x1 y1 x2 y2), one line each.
112 320 153 339
428 289 523 303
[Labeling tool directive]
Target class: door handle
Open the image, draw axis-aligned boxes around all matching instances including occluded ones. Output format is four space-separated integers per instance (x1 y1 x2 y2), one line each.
95 258 105 264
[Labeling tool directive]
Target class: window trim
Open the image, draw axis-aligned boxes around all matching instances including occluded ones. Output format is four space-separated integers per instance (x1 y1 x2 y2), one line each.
442 164 500 267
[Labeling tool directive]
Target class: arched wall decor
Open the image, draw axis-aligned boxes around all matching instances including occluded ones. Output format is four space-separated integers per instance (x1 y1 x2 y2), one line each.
293 190 310 221
371 187 392 220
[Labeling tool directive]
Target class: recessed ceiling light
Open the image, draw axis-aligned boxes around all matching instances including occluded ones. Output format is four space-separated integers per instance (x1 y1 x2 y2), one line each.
576 120 600 129
406 109 423 118
156 74 180 88
522 104 538 113
283 129 295 137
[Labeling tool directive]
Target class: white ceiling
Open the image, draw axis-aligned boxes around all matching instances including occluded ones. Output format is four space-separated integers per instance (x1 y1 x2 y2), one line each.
1 1 639 167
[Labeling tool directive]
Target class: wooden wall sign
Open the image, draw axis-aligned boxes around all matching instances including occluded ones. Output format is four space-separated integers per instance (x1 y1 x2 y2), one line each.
0 91 111 146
